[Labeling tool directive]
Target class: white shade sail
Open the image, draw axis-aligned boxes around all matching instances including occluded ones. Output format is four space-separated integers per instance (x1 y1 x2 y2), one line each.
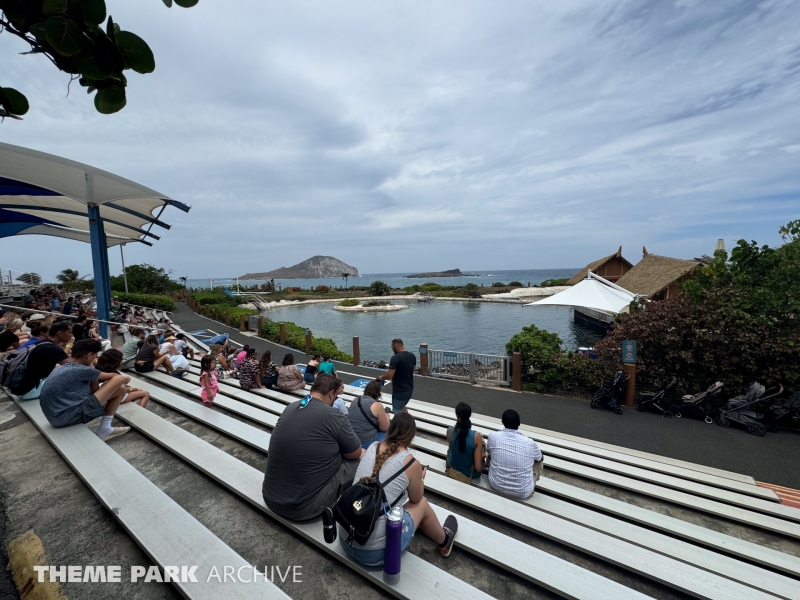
526 278 635 314
0 142 189 246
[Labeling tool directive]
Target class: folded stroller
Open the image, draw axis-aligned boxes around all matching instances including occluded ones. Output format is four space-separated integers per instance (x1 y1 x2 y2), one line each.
636 376 679 417
764 391 800 431
674 381 725 423
591 370 628 415
718 382 783 436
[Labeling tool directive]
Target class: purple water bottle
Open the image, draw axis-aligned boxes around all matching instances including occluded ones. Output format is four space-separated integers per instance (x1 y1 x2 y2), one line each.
383 505 403 581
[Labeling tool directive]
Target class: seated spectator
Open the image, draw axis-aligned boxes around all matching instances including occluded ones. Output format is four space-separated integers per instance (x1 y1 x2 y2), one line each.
49 295 61 310
258 350 278 388
61 297 75 315
347 380 390 449
174 333 194 359
238 347 263 391
134 334 174 373
23 290 35 307
161 342 190 371
0 317 25 353
236 344 250 367
262 374 364 520
487 409 543 499
120 328 146 370
39 338 132 441
276 353 306 392
96 349 150 408
210 344 235 378
445 403 484 484
304 354 321 383
72 315 92 341
339 413 458 565
9 321 72 399
332 379 348 415
0 309 19 332
318 355 336 376
18 321 50 349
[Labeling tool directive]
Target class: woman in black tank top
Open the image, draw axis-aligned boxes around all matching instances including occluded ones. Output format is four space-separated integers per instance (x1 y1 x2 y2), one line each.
304 354 321 383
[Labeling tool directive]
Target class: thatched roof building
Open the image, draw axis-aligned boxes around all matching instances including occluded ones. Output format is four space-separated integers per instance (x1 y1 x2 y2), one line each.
566 246 633 285
615 247 702 300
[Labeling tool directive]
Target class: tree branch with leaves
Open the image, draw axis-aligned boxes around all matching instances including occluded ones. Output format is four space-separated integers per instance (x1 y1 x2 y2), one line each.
0 0 198 120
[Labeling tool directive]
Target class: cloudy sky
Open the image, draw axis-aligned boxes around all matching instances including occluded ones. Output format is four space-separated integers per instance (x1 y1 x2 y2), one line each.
2 0 799 281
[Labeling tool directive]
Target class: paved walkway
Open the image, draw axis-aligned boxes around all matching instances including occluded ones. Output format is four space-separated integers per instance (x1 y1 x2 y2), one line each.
173 303 800 489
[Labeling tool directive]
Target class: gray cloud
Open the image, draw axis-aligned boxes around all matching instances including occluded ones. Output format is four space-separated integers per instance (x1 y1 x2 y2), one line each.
1 0 798 280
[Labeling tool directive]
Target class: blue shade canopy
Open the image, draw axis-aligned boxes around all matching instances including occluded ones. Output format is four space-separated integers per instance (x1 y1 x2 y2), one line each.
0 142 190 246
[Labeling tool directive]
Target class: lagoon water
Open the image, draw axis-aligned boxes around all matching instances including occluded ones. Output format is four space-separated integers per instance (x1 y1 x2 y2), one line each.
263 301 604 362
187 268 604 361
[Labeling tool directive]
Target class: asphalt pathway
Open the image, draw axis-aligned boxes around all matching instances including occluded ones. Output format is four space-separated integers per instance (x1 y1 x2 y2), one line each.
172 302 800 489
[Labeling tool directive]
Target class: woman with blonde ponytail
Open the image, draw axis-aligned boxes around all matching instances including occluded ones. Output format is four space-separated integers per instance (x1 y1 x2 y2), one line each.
339 413 459 566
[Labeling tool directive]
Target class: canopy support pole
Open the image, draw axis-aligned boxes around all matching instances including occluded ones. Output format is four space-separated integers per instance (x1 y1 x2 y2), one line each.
120 244 129 293
87 173 111 338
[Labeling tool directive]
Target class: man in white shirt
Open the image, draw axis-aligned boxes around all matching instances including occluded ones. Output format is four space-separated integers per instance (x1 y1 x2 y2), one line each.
487 409 543 499
174 333 194 359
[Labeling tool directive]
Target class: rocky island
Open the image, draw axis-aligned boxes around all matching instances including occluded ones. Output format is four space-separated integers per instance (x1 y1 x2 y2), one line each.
404 268 463 278
239 256 358 279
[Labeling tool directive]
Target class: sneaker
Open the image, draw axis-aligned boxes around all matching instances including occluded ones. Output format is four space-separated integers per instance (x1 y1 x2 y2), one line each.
439 515 458 557
99 426 130 442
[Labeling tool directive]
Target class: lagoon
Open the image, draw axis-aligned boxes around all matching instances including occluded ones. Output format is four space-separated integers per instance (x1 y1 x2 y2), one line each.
263 300 604 363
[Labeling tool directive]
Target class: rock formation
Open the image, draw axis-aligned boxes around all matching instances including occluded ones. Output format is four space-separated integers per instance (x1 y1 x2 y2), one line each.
239 256 358 279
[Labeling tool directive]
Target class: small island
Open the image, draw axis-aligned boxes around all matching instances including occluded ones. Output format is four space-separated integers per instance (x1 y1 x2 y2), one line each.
404 268 463 278
333 299 409 312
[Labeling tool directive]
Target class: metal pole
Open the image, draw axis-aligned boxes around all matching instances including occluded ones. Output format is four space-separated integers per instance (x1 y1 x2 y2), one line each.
119 244 129 293
86 173 110 339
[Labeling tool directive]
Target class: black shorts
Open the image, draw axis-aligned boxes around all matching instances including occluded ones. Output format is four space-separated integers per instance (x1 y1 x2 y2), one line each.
134 361 155 373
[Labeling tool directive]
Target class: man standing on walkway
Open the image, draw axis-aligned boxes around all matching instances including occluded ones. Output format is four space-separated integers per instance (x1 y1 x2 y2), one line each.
378 338 416 414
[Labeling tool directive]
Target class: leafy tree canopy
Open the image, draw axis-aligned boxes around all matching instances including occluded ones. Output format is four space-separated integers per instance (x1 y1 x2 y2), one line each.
368 280 391 296
110 263 182 294
0 0 197 119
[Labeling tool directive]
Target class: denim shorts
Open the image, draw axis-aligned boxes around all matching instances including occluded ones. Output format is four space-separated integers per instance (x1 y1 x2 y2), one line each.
339 510 414 566
360 431 387 449
391 390 413 414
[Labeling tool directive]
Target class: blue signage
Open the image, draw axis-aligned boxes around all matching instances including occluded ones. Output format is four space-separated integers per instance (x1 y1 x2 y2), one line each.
622 340 637 364
349 378 372 389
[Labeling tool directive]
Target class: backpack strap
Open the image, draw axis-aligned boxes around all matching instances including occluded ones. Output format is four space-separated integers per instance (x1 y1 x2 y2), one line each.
357 396 379 429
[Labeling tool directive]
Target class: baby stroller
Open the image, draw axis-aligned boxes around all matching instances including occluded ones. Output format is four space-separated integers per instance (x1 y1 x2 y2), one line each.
764 391 800 431
636 376 679 417
591 371 628 415
674 381 725 423
718 382 783 436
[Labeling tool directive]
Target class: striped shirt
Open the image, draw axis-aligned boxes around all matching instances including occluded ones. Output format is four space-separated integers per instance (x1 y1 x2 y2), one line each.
487 428 542 498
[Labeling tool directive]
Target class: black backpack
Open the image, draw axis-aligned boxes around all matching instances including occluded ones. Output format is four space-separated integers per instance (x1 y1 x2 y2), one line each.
334 452 416 545
0 339 48 392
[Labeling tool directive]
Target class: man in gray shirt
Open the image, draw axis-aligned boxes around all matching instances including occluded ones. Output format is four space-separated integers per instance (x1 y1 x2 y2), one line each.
39 338 132 441
263 374 364 520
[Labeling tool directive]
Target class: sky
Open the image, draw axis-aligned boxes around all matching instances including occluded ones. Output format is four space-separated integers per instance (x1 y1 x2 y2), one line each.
1 0 799 281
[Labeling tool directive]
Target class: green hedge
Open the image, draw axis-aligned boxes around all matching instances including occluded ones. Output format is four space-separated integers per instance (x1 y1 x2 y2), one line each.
338 299 360 307
114 292 174 311
261 319 352 362
193 290 239 307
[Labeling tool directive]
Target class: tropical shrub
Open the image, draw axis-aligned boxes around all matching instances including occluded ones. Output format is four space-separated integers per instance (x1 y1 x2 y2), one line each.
492 282 506 287
540 278 569 286
110 264 182 294
461 283 481 298
315 285 330 293
505 325 563 374
261 320 352 361
419 282 443 292
368 280 392 296
192 290 238 307
508 281 523 286
338 299 360 307
114 292 174 311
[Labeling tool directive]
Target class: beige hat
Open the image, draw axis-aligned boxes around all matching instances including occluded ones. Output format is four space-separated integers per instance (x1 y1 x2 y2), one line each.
28 314 46 321
165 335 177 341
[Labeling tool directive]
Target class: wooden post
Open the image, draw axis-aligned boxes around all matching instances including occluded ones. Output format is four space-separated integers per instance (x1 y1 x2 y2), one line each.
305 330 312 355
239 314 246 331
279 323 286 345
420 343 429 376
512 352 522 392
204 305 209 317
257 316 264 335
352 337 360 367
225 310 230 326
214 307 220 321
623 363 637 407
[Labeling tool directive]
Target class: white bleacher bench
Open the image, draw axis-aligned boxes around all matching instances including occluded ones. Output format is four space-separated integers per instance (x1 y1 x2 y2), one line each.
127 372 800 600
12 396 290 600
